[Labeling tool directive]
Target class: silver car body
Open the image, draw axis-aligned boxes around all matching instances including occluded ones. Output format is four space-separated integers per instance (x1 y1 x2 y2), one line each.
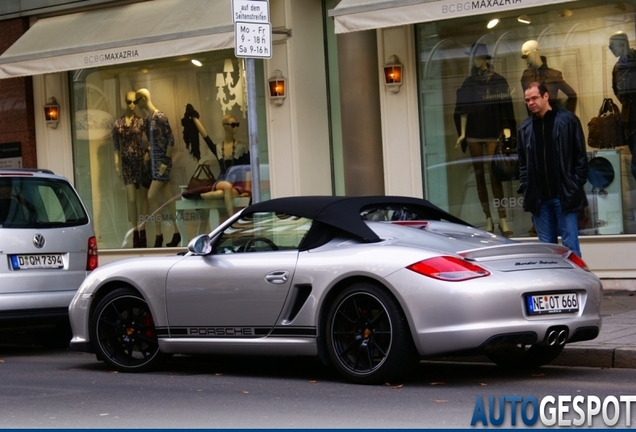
1 169 96 333
69 196 601 383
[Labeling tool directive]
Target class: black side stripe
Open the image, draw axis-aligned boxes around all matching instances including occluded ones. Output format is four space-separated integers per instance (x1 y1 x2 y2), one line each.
155 326 316 338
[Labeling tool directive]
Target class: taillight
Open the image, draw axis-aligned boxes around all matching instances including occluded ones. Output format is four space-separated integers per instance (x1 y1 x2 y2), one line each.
565 251 589 271
87 236 98 271
407 256 490 281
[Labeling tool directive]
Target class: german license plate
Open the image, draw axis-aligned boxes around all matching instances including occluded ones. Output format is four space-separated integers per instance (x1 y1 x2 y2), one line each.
11 254 63 270
526 293 579 315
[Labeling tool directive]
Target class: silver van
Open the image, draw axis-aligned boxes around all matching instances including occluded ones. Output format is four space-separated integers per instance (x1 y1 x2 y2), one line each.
0 168 97 347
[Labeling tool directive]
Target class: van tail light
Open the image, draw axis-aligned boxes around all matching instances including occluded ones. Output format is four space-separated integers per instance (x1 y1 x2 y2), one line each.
87 236 98 271
407 256 490 281
565 251 589 271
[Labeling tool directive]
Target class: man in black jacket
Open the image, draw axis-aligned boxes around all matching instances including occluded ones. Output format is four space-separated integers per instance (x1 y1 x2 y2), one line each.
517 82 589 257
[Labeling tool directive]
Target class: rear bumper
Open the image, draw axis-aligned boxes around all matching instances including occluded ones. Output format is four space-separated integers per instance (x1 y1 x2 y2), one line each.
0 291 76 330
0 307 69 330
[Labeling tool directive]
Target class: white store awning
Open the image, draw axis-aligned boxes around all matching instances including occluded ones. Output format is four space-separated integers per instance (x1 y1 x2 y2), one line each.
329 0 578 34
0 0 234 79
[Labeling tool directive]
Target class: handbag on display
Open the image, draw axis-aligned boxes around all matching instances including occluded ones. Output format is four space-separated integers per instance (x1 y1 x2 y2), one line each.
181 163 216 200
139 150 152 189
140 165 152 189
587 98 625 149
491 134 519 182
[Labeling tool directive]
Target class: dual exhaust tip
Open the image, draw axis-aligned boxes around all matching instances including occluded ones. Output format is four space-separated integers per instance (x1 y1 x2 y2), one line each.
547 329 568 346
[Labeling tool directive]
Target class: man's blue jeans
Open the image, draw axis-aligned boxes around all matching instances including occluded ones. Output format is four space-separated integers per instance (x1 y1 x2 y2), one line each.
628 133 636 181
532 198 582 257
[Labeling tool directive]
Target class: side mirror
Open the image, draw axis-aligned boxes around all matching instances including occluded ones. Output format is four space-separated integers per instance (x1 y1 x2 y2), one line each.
188 234 212 255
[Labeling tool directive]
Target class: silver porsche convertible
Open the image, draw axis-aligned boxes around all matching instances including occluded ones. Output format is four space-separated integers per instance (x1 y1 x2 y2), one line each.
69 196 602 384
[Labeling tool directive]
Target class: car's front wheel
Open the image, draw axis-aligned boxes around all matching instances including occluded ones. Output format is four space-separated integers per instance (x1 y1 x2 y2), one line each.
90 287 164 372
487 344 565 369
325 283 418 384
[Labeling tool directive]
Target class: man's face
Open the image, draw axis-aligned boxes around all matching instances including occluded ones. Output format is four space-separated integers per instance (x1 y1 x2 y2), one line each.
524 86 550 117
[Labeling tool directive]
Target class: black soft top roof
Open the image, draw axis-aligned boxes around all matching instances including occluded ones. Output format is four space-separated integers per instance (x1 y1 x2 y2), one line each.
244 195 470 244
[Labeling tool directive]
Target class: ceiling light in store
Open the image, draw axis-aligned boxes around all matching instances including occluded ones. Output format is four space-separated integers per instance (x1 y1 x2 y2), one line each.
558 9 573 17
517 15 531 24
487 18 500 29
191 59 203 67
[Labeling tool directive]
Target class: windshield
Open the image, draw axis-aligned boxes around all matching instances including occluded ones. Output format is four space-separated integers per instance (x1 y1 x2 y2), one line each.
0 177 89 228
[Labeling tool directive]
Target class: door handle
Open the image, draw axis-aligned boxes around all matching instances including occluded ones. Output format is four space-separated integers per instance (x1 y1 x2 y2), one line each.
265 270 289 284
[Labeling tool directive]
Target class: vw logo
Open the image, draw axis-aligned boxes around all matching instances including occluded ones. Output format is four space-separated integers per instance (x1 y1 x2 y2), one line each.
33 234 45 249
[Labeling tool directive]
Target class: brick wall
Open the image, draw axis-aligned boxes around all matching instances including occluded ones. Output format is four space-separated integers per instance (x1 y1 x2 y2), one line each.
0 18 36 168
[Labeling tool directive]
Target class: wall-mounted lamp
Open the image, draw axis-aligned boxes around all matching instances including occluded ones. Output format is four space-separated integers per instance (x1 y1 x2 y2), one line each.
268 70 287 106
383 55 403 93
43 97 59 128
517 14 531 24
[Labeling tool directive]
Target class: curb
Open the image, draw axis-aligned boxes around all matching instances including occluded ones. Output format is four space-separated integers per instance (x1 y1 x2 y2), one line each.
429 346 636 369
543 345 636 369
554 346 614 368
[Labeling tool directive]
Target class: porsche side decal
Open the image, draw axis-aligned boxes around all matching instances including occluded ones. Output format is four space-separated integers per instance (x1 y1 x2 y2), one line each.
157 326 316 338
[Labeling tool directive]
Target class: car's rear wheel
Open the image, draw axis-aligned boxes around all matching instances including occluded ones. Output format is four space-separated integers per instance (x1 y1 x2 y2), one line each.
90 287 164 372
487 344 565 369
325 283 418 384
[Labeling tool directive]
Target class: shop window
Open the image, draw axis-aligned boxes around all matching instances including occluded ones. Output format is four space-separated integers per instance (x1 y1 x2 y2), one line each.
69 51 269 250
417 1 636 237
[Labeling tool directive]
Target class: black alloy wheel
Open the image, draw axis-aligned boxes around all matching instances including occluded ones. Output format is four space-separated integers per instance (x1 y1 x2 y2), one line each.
325 283 418 384
90 287 163 372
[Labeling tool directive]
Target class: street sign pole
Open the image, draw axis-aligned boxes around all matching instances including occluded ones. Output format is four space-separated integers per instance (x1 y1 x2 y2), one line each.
232 0 271 204
245 58 260 204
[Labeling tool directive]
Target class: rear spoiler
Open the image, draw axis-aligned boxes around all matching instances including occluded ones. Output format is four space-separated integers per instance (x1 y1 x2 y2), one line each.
459 242 570 261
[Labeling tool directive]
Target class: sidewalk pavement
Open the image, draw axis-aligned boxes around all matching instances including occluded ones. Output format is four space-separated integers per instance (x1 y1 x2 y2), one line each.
553 289 636 369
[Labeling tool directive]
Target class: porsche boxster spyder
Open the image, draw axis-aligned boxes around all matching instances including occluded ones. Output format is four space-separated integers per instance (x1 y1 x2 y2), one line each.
69 196 602 384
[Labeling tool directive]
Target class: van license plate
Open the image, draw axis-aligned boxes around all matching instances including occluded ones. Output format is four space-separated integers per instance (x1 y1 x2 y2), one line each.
526 293 579 315
11 254 63 270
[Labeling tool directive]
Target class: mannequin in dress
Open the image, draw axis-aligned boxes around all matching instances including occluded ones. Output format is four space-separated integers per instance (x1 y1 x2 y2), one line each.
454 43 516 237
112 91 148 248
195 114 250 216
134 88 181 247
520 40 577 113
609 31 636 180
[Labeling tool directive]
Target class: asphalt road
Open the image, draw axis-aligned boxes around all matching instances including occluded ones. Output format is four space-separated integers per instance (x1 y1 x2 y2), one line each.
1 334 635 429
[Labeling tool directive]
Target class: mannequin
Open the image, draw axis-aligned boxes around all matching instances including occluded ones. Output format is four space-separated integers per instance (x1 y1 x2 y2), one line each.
520 40 577 112
134 88 181 247
112 91 148 248
454 43 515 237
609 31 636 180
188 113 250 216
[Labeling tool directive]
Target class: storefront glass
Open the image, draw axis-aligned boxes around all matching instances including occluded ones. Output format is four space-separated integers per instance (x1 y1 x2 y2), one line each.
416 0 636 238
70 50 269 250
